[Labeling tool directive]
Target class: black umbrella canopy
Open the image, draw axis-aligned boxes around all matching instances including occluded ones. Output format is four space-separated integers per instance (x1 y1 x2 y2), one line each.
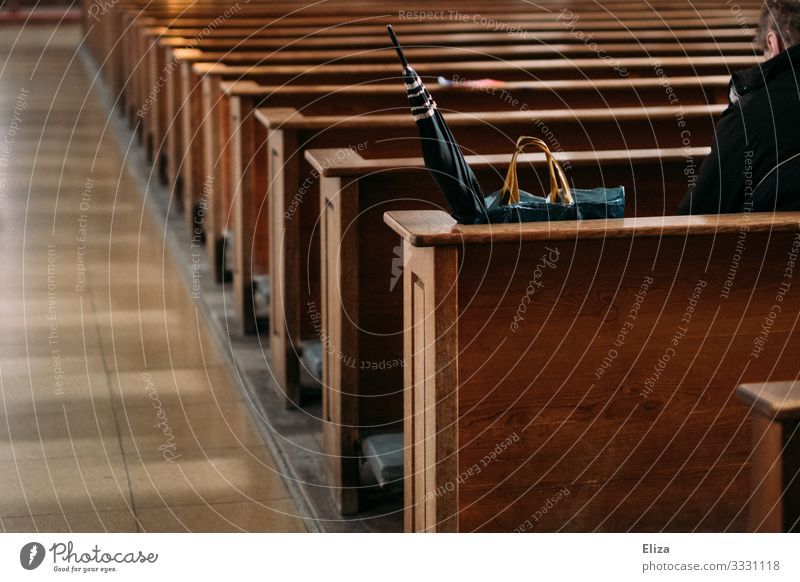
387 25 486 223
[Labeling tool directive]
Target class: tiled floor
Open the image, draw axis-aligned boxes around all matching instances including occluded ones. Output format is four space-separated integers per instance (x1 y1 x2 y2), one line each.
0 25 305 532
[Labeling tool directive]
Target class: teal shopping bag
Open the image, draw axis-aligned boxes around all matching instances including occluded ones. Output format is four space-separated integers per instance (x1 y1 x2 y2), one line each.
475 136 625 224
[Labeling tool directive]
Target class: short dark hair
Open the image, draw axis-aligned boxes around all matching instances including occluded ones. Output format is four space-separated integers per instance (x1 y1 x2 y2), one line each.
757 0 800 51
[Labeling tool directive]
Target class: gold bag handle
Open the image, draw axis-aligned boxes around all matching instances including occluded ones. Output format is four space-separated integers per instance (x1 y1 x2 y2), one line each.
499 136 573 206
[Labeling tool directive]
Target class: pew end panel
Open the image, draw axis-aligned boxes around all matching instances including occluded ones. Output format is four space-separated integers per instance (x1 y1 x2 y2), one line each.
319 173 361 515
231 93 271 335
403 241 460 533
266 125 302 409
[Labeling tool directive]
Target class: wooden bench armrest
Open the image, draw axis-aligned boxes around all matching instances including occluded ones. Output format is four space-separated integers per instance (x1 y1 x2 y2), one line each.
159 37 195 47
193 56 760 79
306 146 713 177
384 209 800 246
173 50 271 63
258 104 724 130
216 76 732 98
220 80 265 96
221 82 404 97
737 382 800 421
736 381 800 532
191 62 229 75
253 107 306 128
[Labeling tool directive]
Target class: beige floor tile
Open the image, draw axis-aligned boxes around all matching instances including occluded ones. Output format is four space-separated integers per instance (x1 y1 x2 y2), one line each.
127 446 290 509
91 309 204 340
0 330 103 360
0 319 101 342
91 286 186 313
116 401 265 457
1 509 139 533
0 455 132 516
0 308 100 333
1 354 107 379
136 499 305 533
0 407 122 462
92 311 222 370
0 372 111 415
108 367 243 408
102 345 224 373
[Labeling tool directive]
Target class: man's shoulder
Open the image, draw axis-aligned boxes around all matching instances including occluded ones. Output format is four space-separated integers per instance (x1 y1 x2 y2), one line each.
730 44 800 106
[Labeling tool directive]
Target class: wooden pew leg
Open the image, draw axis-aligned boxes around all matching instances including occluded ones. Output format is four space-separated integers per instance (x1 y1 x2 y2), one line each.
747 415 800 532
269 131 301 409
321 178 359 515
231 97 259 335
180 64 197 227
404 243 459 533
268 210 300 409
737 382 800 532
202 76 225 282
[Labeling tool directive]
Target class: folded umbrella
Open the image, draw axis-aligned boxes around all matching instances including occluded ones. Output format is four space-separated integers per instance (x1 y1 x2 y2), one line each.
387 25 486 223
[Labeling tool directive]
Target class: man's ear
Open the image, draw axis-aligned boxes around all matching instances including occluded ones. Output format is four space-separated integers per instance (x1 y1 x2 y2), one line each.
765 30 784 59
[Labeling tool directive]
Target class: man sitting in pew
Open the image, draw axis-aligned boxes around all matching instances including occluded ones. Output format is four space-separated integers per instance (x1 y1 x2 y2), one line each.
677 0 800 214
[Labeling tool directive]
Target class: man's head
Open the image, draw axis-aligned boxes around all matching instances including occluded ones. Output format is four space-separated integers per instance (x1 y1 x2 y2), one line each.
757 0 800 59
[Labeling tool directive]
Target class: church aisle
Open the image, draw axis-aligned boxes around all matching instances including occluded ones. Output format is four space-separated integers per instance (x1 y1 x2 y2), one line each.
0 24 305 533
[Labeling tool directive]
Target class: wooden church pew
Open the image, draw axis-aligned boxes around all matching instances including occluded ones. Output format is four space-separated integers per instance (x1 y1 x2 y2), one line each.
385 209 800 531
183 54 753 281
84 0 772 532
170 30 745 224
308 145 711 514
147 36 753 174
95 0 760 95
137 21 755 146
126 5 751 160
225 75 730 334
254 102 723 414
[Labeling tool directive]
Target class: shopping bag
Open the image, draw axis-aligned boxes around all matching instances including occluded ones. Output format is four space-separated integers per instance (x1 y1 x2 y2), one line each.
475 136 625 224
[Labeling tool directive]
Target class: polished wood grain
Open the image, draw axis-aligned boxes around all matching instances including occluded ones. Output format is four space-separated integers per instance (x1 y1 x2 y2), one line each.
386 210 800 245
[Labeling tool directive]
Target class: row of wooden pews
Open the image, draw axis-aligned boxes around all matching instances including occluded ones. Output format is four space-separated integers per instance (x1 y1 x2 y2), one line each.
83 0 800 531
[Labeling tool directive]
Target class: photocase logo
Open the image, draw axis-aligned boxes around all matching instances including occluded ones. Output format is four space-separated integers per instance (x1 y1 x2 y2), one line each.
389 243 410 292
20 542 46 570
